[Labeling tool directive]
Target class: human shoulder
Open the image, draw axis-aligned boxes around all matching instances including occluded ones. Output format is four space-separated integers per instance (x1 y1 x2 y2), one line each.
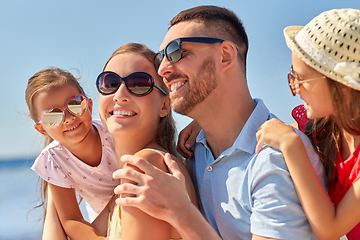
248 145 292 190
36 140 67 162
132 148 169 173
253 146 286 170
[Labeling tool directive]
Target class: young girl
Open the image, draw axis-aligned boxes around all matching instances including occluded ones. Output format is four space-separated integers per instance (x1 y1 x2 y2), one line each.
26 68 119 239
96 43 198 240
255 9 360 240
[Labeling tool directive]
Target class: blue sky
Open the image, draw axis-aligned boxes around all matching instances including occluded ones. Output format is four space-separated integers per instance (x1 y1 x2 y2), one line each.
1 0 359 160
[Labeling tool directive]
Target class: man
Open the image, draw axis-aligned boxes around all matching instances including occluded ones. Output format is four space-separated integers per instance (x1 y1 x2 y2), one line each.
113 5 324 239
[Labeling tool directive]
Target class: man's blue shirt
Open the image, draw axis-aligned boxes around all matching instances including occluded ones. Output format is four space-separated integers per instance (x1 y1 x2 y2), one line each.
192 98 324 240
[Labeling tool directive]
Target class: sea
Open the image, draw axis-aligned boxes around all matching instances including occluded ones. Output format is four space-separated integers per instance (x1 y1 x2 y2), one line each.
0 159 88 240
0 159 42 240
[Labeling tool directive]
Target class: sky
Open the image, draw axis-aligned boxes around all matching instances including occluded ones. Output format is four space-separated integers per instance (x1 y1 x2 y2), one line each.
1 0 359 160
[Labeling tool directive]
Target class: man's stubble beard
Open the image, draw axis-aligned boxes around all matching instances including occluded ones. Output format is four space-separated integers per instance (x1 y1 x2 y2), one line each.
171 57 218 116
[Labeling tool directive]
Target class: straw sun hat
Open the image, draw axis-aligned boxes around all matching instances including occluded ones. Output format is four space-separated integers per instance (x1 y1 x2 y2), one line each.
284 8 360 91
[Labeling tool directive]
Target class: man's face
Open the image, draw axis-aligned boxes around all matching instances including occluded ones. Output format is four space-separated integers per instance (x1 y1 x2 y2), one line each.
157 21 220 116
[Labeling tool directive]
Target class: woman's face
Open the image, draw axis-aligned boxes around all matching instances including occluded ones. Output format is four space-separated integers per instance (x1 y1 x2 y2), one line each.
292 53 334 119
99 53 170 139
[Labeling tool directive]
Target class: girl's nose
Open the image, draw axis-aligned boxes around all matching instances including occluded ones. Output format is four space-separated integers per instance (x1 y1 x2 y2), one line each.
64 109 76 123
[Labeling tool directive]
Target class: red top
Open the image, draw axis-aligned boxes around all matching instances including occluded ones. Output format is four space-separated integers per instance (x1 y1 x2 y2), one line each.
293 104 360 239
328 146 360 239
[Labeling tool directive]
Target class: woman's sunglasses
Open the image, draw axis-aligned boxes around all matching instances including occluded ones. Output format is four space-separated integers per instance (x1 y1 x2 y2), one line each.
96 71 167 96
37 94 89 127
288 65 326 96
154 37 225 71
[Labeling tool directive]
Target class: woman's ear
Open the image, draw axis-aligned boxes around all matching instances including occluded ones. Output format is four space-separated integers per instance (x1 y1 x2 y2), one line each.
159 95 171 118
218 41 238 72
88 98 93 114
34 123 49 136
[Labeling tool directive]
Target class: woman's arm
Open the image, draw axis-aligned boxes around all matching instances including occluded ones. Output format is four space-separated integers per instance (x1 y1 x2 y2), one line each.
114 153 221 240
256 118 360 240
48 183 105 240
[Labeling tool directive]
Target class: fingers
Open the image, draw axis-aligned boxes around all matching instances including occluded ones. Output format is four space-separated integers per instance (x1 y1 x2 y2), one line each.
184 130 197 150
177 132 194 159
255 136 265 154
255 118 295 153
255 122 267 154
183 134 196 158
113 167 143 183
120 155 157 174
164 153 185 182
115 194 140 207
177 145 193 159
177 128 189 148
114 181 138 195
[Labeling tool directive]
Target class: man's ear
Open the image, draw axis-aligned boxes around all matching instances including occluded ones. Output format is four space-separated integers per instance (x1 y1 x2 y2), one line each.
218 41 238 72
34 123 49 136
159 95 171 118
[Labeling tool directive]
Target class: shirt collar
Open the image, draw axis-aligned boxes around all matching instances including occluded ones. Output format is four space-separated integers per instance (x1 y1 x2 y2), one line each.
196 98 274 156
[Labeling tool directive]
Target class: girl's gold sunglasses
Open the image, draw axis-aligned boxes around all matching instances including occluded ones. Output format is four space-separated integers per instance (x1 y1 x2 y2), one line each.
288 65 326 96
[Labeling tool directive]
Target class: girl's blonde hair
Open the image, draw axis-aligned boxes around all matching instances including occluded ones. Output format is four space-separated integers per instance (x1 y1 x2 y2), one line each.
25 67 86 221
305 78 360 189
103 43 179 158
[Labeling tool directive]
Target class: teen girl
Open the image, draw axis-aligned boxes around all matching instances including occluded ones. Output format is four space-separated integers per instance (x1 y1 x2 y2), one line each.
256 9 360 240
96 43 198 240
26 68 119 239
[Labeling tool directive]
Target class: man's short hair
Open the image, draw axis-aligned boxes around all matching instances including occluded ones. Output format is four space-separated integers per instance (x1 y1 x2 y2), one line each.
170 5 249 67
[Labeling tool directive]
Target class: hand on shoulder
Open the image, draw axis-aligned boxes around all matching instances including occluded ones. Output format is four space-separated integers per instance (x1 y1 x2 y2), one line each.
131 148 169 173
256 118 300 154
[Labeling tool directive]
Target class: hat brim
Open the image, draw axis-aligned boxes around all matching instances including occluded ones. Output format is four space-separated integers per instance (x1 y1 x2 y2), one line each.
283 25 360 91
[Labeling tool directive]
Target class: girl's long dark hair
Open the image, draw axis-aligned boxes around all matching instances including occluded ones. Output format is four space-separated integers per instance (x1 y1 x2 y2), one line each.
305 78 360 189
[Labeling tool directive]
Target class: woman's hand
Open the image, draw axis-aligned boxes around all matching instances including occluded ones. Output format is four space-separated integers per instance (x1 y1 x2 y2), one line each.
255 118 297 154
